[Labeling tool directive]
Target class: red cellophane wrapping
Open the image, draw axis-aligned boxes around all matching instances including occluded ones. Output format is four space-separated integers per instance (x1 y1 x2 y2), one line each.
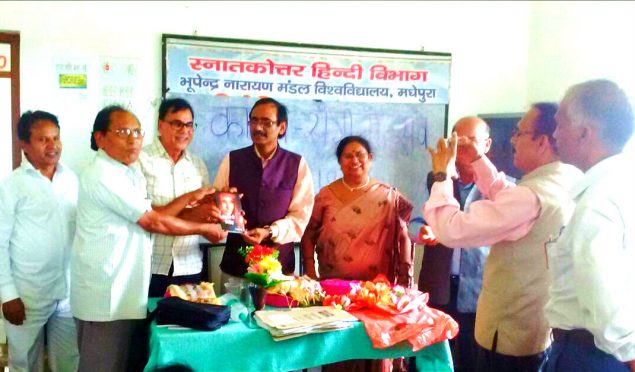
322 275 458 351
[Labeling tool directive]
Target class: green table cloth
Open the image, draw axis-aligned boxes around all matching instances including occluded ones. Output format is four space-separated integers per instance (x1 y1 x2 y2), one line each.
145 298 453 372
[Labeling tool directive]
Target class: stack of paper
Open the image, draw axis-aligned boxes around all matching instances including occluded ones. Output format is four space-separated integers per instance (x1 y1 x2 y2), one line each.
254 306 359 341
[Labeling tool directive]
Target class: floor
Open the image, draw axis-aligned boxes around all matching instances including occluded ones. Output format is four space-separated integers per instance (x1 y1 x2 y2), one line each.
0 343 7 371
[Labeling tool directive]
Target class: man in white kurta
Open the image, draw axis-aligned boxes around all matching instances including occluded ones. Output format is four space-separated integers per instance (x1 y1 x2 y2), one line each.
0 111 79 372
72 106 224 371
71 148 153 321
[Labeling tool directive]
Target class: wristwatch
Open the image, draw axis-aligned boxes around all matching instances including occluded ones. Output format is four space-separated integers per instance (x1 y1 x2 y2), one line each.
264 225 273 239
432 172 447 183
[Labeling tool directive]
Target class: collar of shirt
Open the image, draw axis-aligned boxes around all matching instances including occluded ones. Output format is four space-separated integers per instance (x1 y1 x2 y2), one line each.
96 149 142 180
457 180 474 191
19 158 69 180
253 144 278 168
570 153 624 200
151 138 192 163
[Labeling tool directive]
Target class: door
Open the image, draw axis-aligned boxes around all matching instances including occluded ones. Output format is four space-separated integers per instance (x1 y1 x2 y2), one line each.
0 32 20 180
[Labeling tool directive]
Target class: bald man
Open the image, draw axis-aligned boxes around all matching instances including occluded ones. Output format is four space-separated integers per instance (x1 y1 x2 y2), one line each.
418 117 492 372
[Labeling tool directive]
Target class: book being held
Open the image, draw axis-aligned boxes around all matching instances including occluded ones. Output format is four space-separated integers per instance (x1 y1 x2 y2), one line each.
214 192 245 233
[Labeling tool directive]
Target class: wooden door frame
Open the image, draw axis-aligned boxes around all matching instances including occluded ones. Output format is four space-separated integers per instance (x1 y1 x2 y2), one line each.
0 31 20 169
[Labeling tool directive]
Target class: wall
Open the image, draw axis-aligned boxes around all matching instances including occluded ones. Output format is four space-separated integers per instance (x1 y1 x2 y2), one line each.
528 1 635 101
0 0 532 174
528 1 635 153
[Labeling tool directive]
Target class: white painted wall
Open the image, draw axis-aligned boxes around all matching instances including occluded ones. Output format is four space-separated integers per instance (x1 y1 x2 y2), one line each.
528 1 635 153
528 1 635 102
0 0 532 174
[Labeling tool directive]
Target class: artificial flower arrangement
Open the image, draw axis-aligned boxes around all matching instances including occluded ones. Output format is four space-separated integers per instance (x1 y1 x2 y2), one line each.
267 276 324 307
239 244 323 307
239 244 289 288
322 274 417 314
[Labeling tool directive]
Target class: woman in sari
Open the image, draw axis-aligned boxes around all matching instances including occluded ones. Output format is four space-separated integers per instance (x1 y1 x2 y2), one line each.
301 136 414 371
301 135 413 286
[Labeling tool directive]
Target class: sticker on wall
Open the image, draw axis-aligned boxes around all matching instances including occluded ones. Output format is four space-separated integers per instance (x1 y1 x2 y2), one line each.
56 60 88 89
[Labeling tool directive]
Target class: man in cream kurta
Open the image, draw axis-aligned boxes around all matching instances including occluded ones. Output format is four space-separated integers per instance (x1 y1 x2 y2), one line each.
424 103 582 371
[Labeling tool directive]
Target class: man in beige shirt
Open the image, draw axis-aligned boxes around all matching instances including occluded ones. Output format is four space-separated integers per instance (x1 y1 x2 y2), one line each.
137 98 226 297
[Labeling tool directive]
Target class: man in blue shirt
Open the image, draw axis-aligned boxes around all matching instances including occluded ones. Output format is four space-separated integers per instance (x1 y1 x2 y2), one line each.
418 116 492 372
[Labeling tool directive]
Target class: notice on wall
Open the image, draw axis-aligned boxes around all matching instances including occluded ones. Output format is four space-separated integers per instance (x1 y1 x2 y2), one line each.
99 56 138 109
56 59 88 89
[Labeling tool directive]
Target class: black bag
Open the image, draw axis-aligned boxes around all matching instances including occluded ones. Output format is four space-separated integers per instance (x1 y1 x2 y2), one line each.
153 297 230 331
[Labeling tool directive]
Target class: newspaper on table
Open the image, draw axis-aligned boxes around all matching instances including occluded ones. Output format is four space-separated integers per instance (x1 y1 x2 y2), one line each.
254 306 358 341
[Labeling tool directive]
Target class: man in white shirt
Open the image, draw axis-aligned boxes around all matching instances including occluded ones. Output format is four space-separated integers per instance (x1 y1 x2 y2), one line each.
137 98 224 297
544 79 635 372
0 111 79 372
71 105 225 371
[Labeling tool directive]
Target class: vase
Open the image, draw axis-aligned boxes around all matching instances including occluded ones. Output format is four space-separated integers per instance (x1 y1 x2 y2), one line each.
249 284 267 312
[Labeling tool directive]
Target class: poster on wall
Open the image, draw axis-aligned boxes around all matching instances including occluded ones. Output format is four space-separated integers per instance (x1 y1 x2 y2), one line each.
99 56 139 110
54 57 90 99
163 34 451 221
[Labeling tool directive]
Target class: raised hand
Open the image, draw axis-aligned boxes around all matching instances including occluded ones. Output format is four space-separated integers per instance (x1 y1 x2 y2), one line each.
428 132 458 178
457 134 485 163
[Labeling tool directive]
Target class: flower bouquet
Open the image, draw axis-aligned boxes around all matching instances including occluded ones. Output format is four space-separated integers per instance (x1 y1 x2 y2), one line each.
238 245 289 288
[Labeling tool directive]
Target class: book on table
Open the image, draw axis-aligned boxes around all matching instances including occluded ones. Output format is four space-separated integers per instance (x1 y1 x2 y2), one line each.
254 306 358 341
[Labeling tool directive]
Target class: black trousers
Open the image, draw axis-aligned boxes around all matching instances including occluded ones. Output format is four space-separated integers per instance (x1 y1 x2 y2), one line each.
475 332 548 372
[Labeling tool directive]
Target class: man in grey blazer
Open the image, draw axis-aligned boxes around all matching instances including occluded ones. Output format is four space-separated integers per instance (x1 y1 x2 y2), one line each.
419 116 492 372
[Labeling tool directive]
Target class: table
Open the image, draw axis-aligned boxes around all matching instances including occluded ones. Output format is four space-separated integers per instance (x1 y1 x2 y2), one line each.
145 298 453 372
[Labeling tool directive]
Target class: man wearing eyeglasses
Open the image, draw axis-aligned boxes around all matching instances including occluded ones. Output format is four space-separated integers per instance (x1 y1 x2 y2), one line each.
71 105 224 371
213 97 314 284
136 98 223 298
424 103 582 371
418 116 493 372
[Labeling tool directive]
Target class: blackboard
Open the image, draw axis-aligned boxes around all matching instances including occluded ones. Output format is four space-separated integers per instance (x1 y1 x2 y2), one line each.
479 112 525 180
163 34 451 220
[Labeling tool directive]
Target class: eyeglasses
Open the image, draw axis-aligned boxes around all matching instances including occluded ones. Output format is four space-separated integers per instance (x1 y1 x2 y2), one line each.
109 128 145 138
248 117 278 129
511 128 534 138
165 120 197 130
341 151 369 161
